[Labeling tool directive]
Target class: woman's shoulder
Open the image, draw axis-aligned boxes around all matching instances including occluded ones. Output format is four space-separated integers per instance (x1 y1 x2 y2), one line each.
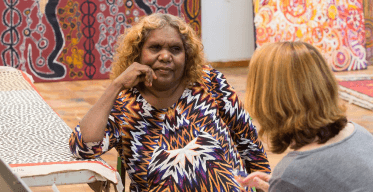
201 65 226 82
351 122 373 137
202 64 223 74
270 152 300 179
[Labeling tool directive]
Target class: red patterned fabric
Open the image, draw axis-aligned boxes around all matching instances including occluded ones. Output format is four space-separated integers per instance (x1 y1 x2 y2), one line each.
339 80 373 97
0 0 201 82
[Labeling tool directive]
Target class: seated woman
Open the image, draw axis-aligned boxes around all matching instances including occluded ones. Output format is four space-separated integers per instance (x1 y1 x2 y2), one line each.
239 41 373 191
69 13 270 191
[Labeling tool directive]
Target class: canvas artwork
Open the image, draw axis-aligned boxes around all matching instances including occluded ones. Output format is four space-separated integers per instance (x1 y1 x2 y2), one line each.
253 0 367 71
364 0 373 65
0 0 201 82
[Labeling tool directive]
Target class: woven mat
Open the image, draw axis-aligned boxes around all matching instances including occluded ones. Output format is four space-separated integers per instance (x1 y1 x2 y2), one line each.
337 74 373 111
0 69 121 186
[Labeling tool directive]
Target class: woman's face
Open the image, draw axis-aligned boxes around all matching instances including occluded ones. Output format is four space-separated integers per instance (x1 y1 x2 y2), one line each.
140 25 186 91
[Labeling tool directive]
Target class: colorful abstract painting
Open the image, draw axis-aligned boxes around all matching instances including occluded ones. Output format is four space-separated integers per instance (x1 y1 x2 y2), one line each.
253 0 367 71
0 0 201 82
364 0 373 65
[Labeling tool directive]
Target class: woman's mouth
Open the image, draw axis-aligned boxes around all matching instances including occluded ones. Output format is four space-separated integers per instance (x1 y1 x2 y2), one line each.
154 68 172 75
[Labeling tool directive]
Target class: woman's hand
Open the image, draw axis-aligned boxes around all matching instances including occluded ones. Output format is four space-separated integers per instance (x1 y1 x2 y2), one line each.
237 172 271 192
113 62 157 89
79 62 157 142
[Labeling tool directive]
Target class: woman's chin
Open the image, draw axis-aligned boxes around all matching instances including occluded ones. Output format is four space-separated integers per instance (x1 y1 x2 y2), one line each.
151 78 180 91
151 82 172 91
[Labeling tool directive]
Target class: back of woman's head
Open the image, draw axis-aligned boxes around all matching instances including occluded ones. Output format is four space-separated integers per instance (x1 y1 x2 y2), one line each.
245 41 347 153
111 13 205 84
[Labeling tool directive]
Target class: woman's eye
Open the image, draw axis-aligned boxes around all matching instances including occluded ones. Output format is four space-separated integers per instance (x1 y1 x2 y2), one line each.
150 45 161 51
171 46 182 53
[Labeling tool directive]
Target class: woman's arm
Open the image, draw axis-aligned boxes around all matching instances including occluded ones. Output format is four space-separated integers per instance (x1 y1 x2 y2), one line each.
69 62 157 158
79 62 157 142
79 82 123 142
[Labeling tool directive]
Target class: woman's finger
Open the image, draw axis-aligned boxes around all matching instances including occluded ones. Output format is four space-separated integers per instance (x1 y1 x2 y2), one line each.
151 69 157 80
115 62 158 88
237 171 271 191
253 177 269 191
236 176 254 188
145 68 154 87
243 172 271 183
134 65 156 86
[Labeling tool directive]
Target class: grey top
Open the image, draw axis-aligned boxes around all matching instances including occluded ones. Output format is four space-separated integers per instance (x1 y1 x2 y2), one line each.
269 122 373 192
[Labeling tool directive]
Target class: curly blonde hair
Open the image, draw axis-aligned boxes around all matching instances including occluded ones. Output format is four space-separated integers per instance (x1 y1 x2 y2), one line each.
245 42 347 154
110 13 206 84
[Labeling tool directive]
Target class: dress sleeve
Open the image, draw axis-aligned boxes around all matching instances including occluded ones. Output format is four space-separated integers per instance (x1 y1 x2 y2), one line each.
69 101 122 159
206 67 271 174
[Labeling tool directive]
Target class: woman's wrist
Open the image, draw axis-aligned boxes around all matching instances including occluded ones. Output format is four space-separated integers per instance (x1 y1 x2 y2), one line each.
109 80 125 93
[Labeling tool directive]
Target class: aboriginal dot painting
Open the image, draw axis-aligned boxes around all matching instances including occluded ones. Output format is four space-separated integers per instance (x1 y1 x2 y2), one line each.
364 0 373 65
0 0 201 82
253 0 367 71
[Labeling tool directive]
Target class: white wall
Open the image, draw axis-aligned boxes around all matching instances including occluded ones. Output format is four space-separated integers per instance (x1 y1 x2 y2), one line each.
201 0 255 62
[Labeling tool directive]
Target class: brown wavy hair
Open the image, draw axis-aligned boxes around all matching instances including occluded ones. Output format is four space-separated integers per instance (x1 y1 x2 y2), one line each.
245 42 347 154
110 13 206 84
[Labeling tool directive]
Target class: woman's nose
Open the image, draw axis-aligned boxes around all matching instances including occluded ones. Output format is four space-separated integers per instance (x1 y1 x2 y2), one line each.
158 51 171 62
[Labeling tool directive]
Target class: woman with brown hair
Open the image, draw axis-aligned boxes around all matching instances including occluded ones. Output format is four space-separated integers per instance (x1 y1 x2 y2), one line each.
69 13 270 191
238 41 373 191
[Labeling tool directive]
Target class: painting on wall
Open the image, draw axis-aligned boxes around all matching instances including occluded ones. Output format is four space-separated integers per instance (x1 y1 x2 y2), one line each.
0 0 201 82
253 0 367 71
364 0 373 65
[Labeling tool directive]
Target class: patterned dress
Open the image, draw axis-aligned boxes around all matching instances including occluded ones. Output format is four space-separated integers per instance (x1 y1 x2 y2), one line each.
69 66 271 192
